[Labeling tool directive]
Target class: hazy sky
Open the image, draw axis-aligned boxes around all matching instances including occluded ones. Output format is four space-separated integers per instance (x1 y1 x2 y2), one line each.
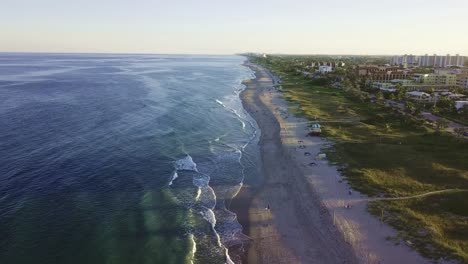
1 0 468 55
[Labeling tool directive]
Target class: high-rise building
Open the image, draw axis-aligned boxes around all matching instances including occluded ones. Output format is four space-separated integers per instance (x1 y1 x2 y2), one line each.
453 54 465 67
419 54 429 67
413 54 465 67
392 54 465 67
391 54 418 66
407 55 417 65
429 54 437 67
444 54 451 67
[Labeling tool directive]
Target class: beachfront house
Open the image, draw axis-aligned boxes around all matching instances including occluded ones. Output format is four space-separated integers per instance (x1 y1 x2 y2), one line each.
372 82 396 92
455 101 468 110
406 91 432 101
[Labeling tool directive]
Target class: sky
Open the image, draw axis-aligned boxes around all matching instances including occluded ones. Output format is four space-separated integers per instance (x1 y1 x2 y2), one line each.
1 0 468 55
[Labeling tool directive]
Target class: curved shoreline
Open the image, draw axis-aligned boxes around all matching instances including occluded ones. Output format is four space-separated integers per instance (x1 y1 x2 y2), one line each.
229 62 357 263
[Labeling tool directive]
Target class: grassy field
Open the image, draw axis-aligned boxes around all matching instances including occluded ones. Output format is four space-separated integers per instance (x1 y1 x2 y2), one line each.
439 112 468 127
252 57 468 262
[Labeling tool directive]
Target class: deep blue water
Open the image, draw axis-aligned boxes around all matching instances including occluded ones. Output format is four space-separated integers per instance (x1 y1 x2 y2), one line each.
0 53 259 264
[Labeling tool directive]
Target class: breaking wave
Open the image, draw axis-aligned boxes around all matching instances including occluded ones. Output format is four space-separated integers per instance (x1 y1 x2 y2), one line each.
175 155 198 172
168 171 178 186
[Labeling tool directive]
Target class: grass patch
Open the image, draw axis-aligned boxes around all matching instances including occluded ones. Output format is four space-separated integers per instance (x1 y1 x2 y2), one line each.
369 192 468 262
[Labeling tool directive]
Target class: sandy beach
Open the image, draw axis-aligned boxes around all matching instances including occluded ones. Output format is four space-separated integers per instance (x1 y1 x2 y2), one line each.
230 62 431 264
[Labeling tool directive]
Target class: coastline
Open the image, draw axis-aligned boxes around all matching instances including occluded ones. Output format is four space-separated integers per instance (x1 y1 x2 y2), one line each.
229 62 357 263
230 61 432 263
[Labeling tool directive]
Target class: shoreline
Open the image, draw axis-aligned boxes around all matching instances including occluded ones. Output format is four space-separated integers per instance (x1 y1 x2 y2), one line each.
229 62 357 263
230 61 432 263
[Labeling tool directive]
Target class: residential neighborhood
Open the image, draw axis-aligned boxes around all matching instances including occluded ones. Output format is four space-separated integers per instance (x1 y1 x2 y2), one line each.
251 53 468 263
283 53 468 134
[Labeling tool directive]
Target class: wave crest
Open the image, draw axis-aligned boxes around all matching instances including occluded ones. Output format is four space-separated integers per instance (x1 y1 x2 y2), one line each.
168 171 178 186
175 155 198 172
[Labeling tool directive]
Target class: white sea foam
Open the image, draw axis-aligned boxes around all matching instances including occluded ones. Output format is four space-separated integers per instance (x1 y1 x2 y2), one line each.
189 233 197 264
217 95 249 131
215 99 225 107
175 155 198 172
199 207 240 264
195 186 216 210
190 62 257 263
231 182 243 199
195 187 202 201
200 208 222 248
201 65 256 263
168 171 178 186
192 173 210 187
225 248 235 264
242 118 258 149
201 208 216 226
187 61 256 263
214 133 228 143
240 120 246 129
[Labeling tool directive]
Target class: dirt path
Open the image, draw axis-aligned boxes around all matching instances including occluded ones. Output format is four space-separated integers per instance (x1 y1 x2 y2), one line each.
368 189 468 202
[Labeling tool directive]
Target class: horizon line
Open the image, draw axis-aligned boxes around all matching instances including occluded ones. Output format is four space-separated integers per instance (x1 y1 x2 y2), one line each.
0 51 466 57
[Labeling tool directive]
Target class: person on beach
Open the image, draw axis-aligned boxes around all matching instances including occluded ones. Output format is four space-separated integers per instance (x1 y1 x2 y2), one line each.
265 204 270 210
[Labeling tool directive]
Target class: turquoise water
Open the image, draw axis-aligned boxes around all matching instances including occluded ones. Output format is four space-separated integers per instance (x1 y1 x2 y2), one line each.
0 54 259 263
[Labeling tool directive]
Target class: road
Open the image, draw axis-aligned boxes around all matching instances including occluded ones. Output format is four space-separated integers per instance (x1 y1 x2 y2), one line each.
421 111 466 132
383 99 467 134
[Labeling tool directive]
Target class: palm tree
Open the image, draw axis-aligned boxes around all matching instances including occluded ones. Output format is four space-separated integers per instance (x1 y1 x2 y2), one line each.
406 101 416 114
435 118 450 131
384 123 392 132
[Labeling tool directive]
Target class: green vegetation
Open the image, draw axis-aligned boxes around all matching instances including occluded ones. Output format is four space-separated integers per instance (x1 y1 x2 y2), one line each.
251 56 468 262
369 191 468 261
438 105 468 126
435 118 450 131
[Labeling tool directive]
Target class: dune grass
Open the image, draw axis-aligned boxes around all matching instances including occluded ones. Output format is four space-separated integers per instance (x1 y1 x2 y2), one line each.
369 192 468 261
255 58 468 262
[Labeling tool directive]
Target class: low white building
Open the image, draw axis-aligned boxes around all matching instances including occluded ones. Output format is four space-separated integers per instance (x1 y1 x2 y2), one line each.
318 65 333 73
406 91 432 101
380 88 397 92
372 82 396 92
457 74 468 89
455 101 468 110
435 92 466 100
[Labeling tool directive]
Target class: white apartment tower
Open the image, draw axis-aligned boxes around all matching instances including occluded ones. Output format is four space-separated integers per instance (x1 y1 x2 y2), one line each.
414 54 466 67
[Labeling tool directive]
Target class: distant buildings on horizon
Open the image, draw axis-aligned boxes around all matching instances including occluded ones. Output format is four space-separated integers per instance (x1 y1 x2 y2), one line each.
391 54 465 67
356 64 468 90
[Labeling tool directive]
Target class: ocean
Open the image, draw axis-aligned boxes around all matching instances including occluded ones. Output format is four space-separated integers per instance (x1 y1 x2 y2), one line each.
0 53 259 263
